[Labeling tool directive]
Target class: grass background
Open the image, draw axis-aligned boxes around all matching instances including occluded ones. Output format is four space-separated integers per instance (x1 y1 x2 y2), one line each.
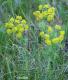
0 0 68 80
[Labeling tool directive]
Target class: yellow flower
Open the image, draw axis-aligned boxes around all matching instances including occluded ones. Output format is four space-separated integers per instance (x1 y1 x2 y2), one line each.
15 19 20 24
6 29 12 34
18 27 24 33
37 13 43 20
38 5 43 10
45 34 50 39
5 22 14 28
48 26 53 32
5 16 29 39
39 31 45 37
33 11 40 16
16 16 22 20
48 7 55 15
33 11 43 20
9 17 14 22
16 32 22 38
18 24 23 27
60 31 65 35
52 37 60 44
43 4 50 9
25 25 29 31
42 11 48 17
59 35 64 42
33 4 55 21
45 39 51 45
12 27 18 32
47 15 54 22
55 25 61 30
21 20 26 24
5 23 9 28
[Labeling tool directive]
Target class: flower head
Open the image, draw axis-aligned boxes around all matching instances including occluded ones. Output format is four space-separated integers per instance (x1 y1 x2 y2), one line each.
45 39 51 45
33 4 55 21
45 34 50 39
48 26 53 32
43 4 50 9
52 37 60 44
16 16 22 20
16 32 22 38
5 16 29 39
6 29 12 34
60 31 65 35
9 17 14 22
39 24 65 46
47 15 54 22
39 31 45 37
38 5 43 10
55 25 61 30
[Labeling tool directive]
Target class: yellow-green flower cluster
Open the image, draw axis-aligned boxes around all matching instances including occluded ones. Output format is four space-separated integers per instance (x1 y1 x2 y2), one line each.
33 4 55 22
39 25 65 45
5 16 29 38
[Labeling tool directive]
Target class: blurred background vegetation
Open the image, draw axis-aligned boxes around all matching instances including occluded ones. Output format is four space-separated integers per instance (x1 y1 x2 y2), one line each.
0 0 68 80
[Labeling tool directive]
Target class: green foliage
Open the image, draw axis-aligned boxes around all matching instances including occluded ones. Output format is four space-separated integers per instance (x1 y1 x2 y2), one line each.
0 0 68 80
